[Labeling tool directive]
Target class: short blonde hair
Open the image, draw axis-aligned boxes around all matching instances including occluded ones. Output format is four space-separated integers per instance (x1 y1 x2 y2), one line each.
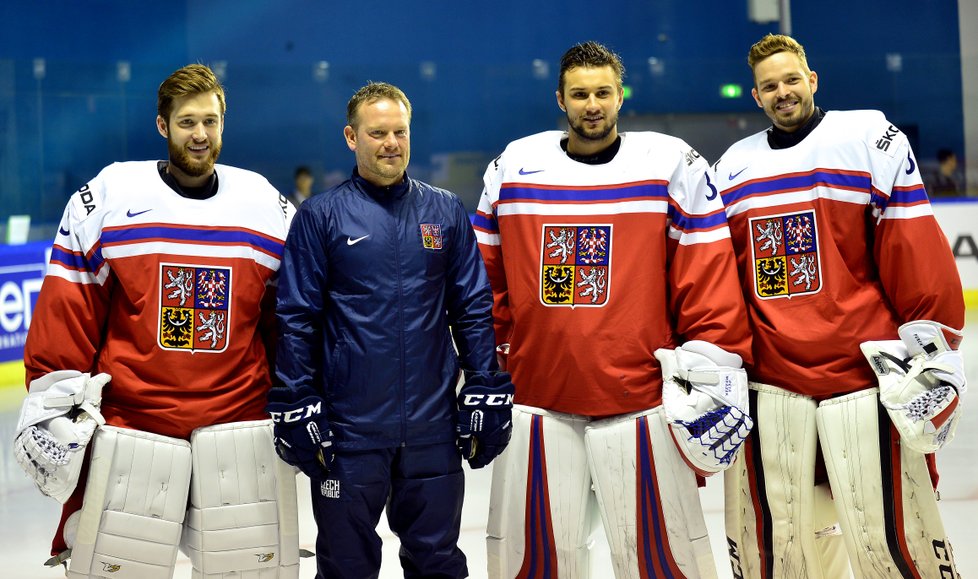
748 34 811 72
346 82 412 128
157 64 226 122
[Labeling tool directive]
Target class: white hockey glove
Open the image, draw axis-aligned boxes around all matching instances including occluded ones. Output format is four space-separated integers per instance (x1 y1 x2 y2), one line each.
654 341 753 476
12 370 111 503
860 320 966 454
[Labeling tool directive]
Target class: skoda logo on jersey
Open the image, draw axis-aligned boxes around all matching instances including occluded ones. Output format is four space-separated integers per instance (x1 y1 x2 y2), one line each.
749 211 822 300
539 224 612 307
158 263 232 352
420 223 444 250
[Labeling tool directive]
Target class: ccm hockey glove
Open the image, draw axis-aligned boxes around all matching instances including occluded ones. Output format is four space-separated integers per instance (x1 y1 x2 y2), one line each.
457 372 515 469
266 392 334 480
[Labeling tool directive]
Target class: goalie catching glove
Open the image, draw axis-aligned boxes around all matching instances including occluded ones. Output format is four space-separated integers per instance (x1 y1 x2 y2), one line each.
860 320 966 454
654 341 753 476
456 372 514 469
13 370 111 503
267 390 334 479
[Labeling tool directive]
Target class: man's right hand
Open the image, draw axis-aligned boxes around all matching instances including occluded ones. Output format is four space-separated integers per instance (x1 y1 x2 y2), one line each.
266 394 334 480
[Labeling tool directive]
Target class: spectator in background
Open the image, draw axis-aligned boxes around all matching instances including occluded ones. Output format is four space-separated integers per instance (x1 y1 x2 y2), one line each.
926 148 962 197
291 165 315 206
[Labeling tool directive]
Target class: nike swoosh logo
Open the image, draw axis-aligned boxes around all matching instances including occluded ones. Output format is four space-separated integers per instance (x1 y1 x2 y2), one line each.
58 226 70 236
905 152 916 175
347 234 370 246
728 167 748 180
127 208 153 218
518 168 544 175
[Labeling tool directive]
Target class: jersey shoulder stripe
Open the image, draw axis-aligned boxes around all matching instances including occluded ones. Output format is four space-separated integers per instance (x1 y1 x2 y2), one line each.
100 224 285 258
499 180 669 204
723 169 873 206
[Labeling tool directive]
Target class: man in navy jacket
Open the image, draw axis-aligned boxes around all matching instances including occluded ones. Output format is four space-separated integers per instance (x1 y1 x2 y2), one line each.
267 81 513 579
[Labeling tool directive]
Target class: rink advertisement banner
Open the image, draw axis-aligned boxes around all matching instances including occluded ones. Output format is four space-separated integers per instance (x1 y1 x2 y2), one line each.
0 241 49 363
931 199 978 306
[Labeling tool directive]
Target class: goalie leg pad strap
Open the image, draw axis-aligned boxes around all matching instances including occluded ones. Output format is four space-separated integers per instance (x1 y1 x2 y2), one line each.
586 407 717 579
487 405 592 579
66 425 192 579
181 419 300 579
724 382 843 579
816 388 960 579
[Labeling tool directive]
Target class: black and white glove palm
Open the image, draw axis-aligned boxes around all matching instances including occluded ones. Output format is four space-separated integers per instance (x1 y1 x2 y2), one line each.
266 392 335 480
654 341 753 476
456 373 515 469
861 320 966 453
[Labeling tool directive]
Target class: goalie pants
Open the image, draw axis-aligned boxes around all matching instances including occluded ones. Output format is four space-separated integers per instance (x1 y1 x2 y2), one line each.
309 441 466 579
724 383 960 578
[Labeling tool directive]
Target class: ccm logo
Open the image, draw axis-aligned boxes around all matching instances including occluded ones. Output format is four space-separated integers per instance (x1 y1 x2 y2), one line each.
461 394 514 406
270 401 321 423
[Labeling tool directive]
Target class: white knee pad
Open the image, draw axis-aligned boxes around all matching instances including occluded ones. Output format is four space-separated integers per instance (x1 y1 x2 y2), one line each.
586 407 717 579
486 405 591 579
67 425 192 579
817 388 960 578
181 420 300 579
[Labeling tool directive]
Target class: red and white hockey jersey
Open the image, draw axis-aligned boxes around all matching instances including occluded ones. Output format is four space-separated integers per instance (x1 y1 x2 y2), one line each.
24 161 294 440
717 110 964 399
473 131 751 417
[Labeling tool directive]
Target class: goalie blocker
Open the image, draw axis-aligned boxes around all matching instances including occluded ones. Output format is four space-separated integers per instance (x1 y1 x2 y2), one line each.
65 421 301 579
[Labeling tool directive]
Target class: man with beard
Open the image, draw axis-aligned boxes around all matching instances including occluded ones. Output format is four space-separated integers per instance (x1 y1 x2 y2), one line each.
716 34 965 578
15 64 300 578
473 41 753 578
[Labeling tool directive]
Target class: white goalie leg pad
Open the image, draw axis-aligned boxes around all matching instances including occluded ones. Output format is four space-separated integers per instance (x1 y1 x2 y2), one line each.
487 404 592 578
13 371 110 503
816 388 960 579
723 382 846 579
66 425 192 579
586 406 717 579
181 419 300 579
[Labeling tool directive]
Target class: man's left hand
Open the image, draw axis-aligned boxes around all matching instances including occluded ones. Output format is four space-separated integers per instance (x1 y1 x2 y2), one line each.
457 373 514 469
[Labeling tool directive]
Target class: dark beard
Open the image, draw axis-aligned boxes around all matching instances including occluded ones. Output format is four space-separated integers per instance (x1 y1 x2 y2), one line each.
168 138 222 177
568 112 616 143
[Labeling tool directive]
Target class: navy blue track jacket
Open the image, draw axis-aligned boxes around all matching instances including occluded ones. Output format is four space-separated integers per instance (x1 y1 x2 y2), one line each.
273 170 499 450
